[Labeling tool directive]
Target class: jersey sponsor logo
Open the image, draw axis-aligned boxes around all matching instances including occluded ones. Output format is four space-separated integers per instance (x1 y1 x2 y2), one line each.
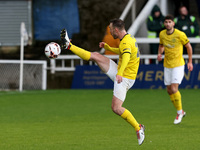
164 44 175 48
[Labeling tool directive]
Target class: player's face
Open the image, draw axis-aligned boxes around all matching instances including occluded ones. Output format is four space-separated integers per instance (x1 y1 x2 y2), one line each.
109 23 118 39
164 19 175 31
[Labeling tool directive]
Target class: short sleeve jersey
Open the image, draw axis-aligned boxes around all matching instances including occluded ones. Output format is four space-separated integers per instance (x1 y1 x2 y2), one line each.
159 29 189 68
118 34 140 80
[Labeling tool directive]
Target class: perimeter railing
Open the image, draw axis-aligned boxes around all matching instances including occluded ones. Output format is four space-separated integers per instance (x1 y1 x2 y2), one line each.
49 37 200 74
49 54 200 74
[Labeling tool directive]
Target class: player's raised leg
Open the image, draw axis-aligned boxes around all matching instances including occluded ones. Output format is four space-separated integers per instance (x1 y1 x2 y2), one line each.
60 29 91 61
60 29 110 73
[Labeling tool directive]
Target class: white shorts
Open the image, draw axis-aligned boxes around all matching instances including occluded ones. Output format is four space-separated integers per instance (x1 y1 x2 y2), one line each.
164 65 185 85
106 59 135 101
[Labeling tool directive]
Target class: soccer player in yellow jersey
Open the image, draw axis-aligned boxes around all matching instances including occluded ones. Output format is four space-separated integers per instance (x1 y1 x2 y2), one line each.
60 18 145 145
157 15 193 124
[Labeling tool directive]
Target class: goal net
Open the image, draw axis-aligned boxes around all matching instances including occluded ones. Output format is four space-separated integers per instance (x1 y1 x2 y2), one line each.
0 60 47 91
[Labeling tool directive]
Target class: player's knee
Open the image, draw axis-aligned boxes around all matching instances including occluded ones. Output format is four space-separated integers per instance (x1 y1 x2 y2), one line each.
167 85 178 94
111 104 118 114
90 52 101 61
167 88 172 95
111 104 121 115
167 86 172 95
171 85 178 93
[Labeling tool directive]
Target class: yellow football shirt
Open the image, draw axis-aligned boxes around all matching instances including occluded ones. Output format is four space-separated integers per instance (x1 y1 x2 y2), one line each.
117 34 140 80
159 29 189 68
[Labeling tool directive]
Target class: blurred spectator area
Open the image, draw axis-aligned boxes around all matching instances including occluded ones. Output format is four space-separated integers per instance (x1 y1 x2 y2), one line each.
135 0 200 54
190 0 200 54
0 0 199 61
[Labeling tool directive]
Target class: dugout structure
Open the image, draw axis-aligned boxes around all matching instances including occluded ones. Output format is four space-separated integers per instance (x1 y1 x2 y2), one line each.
0 60 47 91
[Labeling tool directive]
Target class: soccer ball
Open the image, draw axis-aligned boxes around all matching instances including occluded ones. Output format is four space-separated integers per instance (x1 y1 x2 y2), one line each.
45 42 61 59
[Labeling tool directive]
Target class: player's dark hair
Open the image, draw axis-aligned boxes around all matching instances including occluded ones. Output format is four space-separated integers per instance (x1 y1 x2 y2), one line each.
110 18 125 30
164 15 174 21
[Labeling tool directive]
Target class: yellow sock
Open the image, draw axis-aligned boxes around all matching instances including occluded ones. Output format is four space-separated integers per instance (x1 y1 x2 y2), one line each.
169 94 175 106
121 109 140 131
174 91 182 111
70 44 91 61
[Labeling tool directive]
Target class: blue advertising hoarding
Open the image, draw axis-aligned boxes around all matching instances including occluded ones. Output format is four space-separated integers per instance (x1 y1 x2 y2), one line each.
72 64 200 89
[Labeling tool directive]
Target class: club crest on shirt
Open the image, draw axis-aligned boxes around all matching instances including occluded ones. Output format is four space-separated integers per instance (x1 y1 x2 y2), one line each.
172 38 176 43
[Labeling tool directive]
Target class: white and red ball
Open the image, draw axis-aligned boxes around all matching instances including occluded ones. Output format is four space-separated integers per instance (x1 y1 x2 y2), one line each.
45 42 61 59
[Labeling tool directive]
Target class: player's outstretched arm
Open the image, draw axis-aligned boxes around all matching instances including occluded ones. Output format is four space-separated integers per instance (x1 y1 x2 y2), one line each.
185 42 193 71
99 42 120 54
157 44 164 61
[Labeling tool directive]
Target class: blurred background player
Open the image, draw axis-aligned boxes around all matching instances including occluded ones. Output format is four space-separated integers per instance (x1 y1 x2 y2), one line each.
101 25 120 55
174 6 199 54
157 15 193 124
60 18 145 145
147 5 165 63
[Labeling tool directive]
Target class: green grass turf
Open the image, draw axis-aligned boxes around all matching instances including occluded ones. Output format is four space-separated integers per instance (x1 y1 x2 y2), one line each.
0 89 199 150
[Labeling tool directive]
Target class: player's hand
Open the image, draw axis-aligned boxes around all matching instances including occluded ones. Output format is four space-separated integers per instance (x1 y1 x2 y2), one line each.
116 75 123 83
187 62 193 71
157 54 162 61
99 42 105 48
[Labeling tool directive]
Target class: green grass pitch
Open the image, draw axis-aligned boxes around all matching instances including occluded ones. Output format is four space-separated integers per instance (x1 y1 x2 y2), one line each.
0 89 199 150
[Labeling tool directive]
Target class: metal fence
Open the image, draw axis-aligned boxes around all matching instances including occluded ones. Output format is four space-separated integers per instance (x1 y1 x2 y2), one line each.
49 54 200 74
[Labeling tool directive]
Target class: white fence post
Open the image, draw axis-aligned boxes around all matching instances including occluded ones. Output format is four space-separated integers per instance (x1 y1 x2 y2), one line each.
19 22 28 92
